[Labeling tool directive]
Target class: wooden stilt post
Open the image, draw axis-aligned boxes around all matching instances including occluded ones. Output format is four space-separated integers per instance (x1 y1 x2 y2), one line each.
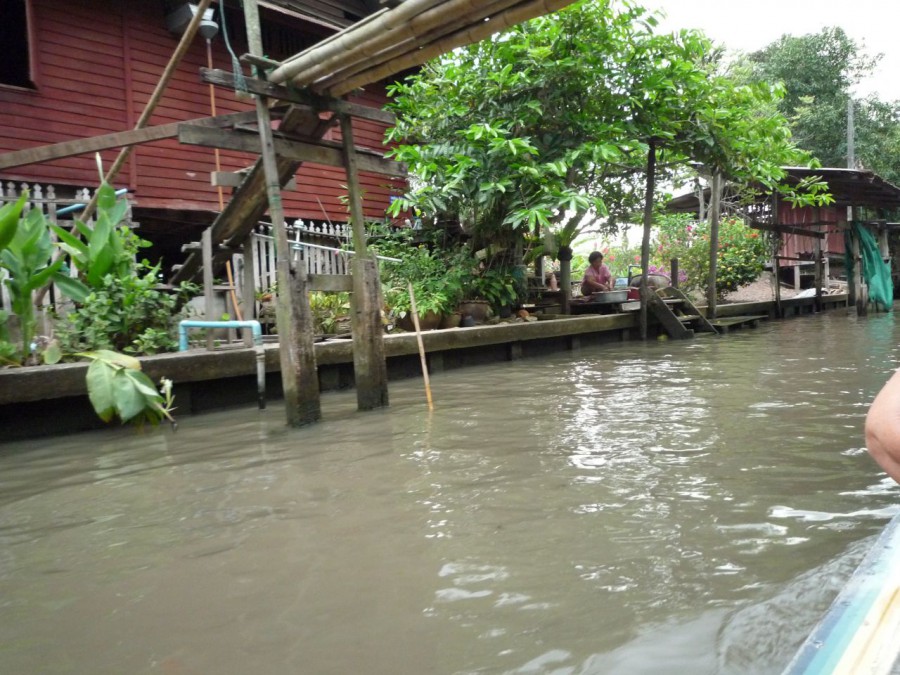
242 235 257 347
771 194 782 318
340 113 389 410
202 228 215 351
244 0 320 426
814 235 823 312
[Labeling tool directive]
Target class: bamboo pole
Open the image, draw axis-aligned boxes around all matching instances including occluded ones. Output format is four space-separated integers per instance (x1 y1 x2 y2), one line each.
296 0 522 90
312 0 518 93
408 282 434 412
207 38 245 327
268 0 446 84
35 0 213 306
328 0 576 97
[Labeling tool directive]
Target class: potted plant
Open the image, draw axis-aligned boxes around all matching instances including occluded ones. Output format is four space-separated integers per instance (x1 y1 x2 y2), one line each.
378 238 464 331
461 257 525 320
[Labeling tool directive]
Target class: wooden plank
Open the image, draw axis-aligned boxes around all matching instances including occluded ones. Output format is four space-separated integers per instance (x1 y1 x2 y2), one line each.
178 124 407 176
200 68 396 125
211 170 297 190
0 110 261 170
647 292 693 339
751 219 827 239
308 274 353 292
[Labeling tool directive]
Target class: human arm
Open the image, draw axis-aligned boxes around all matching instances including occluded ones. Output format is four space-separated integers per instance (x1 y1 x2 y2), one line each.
865 369 900 483
582 267 611 293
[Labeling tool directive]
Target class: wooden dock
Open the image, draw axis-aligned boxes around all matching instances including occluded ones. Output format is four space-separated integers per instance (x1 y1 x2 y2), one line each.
708 314 769 333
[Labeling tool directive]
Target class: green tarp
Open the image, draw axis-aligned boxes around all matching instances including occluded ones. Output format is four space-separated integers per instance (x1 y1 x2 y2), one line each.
846 222 894 311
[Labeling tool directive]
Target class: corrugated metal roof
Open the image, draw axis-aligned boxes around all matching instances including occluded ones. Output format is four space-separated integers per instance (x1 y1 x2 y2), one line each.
667 167 900 213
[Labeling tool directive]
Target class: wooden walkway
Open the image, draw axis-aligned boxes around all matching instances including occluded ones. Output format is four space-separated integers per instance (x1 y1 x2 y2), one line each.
708 314 769 333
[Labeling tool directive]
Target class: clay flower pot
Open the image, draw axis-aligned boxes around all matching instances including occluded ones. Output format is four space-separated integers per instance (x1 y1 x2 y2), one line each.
457 300 491 323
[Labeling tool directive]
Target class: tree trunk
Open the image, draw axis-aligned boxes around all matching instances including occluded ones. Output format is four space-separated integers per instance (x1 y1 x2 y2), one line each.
706 172 723 319
558 245 573 314
639 139 656 340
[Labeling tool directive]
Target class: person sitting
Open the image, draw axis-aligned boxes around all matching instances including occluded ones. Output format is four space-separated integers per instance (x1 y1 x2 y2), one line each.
866 369 900 483
580 251 612 297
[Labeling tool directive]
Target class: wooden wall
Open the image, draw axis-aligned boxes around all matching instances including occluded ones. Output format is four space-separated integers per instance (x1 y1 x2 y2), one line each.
0 0 404 225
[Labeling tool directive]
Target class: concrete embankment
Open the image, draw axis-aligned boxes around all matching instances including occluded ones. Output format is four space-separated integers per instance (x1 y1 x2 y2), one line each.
0 295 847 441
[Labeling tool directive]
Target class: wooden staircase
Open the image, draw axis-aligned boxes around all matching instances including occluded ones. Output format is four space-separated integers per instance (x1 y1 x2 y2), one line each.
647 287 718 339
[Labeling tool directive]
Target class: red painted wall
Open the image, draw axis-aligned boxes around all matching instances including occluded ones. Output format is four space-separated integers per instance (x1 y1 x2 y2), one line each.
778 203 847 260
0 0 403 223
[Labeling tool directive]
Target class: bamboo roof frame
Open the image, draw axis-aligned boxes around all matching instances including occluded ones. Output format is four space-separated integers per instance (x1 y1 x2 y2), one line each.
267 0 577 96
172 0 578 284
0 0 580 286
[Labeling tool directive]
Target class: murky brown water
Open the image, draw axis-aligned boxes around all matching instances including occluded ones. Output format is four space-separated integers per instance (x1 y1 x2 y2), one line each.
2 309 899 674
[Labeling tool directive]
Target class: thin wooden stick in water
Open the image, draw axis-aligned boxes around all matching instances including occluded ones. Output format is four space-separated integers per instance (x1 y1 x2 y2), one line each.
408 282 434 411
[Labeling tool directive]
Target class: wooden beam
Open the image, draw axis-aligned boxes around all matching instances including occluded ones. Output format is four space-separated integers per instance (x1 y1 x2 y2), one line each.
308 274 353 292
178 124 407 176
200 68 396 125
750 219 827 239
169 106 327 285
0 110 262 171
211 170 296 190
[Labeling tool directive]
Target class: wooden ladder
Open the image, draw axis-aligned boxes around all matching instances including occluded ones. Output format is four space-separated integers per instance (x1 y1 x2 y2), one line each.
647 287 718 339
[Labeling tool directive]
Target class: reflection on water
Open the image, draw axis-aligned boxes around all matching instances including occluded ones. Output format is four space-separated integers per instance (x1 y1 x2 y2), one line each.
1 311 899 674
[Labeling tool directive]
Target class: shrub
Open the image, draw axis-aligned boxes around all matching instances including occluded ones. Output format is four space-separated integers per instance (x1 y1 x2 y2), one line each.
56 264 198 356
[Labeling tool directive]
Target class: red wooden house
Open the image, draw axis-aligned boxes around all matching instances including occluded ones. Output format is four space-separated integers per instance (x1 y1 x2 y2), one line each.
667 167 900 290
0 0 404 268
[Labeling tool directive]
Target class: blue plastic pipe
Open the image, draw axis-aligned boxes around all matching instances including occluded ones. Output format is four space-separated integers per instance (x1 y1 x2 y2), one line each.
178 319 262 351
56 188 129 216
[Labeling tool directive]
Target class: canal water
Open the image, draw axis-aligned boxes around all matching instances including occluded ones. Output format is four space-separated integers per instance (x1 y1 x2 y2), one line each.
1 309 899 674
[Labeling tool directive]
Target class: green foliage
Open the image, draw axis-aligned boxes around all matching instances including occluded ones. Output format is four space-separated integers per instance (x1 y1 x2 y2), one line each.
740 26 900 184
385 1 667 243
56 264 198 355
373 230 468 317
79 349 176 426
652 214 767 297
0 191 27 252
0 197 77 364
51 181 149 300
309 291 350 334
466 264 524 311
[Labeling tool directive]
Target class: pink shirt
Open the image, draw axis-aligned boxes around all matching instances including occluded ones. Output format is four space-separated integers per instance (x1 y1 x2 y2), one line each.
582 263 611 294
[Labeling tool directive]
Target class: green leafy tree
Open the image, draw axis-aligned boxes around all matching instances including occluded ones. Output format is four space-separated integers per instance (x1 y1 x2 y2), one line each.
386 1 665 246
741 26 900 182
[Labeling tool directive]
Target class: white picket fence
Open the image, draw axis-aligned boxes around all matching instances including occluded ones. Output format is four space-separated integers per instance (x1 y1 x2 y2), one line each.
0 180 352 324
237 219 352 298
0 181 123 314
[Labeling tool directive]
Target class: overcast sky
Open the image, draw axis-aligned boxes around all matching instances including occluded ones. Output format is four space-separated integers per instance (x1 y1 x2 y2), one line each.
637 0 900 101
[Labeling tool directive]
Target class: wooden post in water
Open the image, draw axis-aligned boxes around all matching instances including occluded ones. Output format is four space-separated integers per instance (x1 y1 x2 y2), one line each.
814 235 823 312
244 0 321 426
705 172 722 320
340 113 389 410
770 194 782 318
670 258 679 290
